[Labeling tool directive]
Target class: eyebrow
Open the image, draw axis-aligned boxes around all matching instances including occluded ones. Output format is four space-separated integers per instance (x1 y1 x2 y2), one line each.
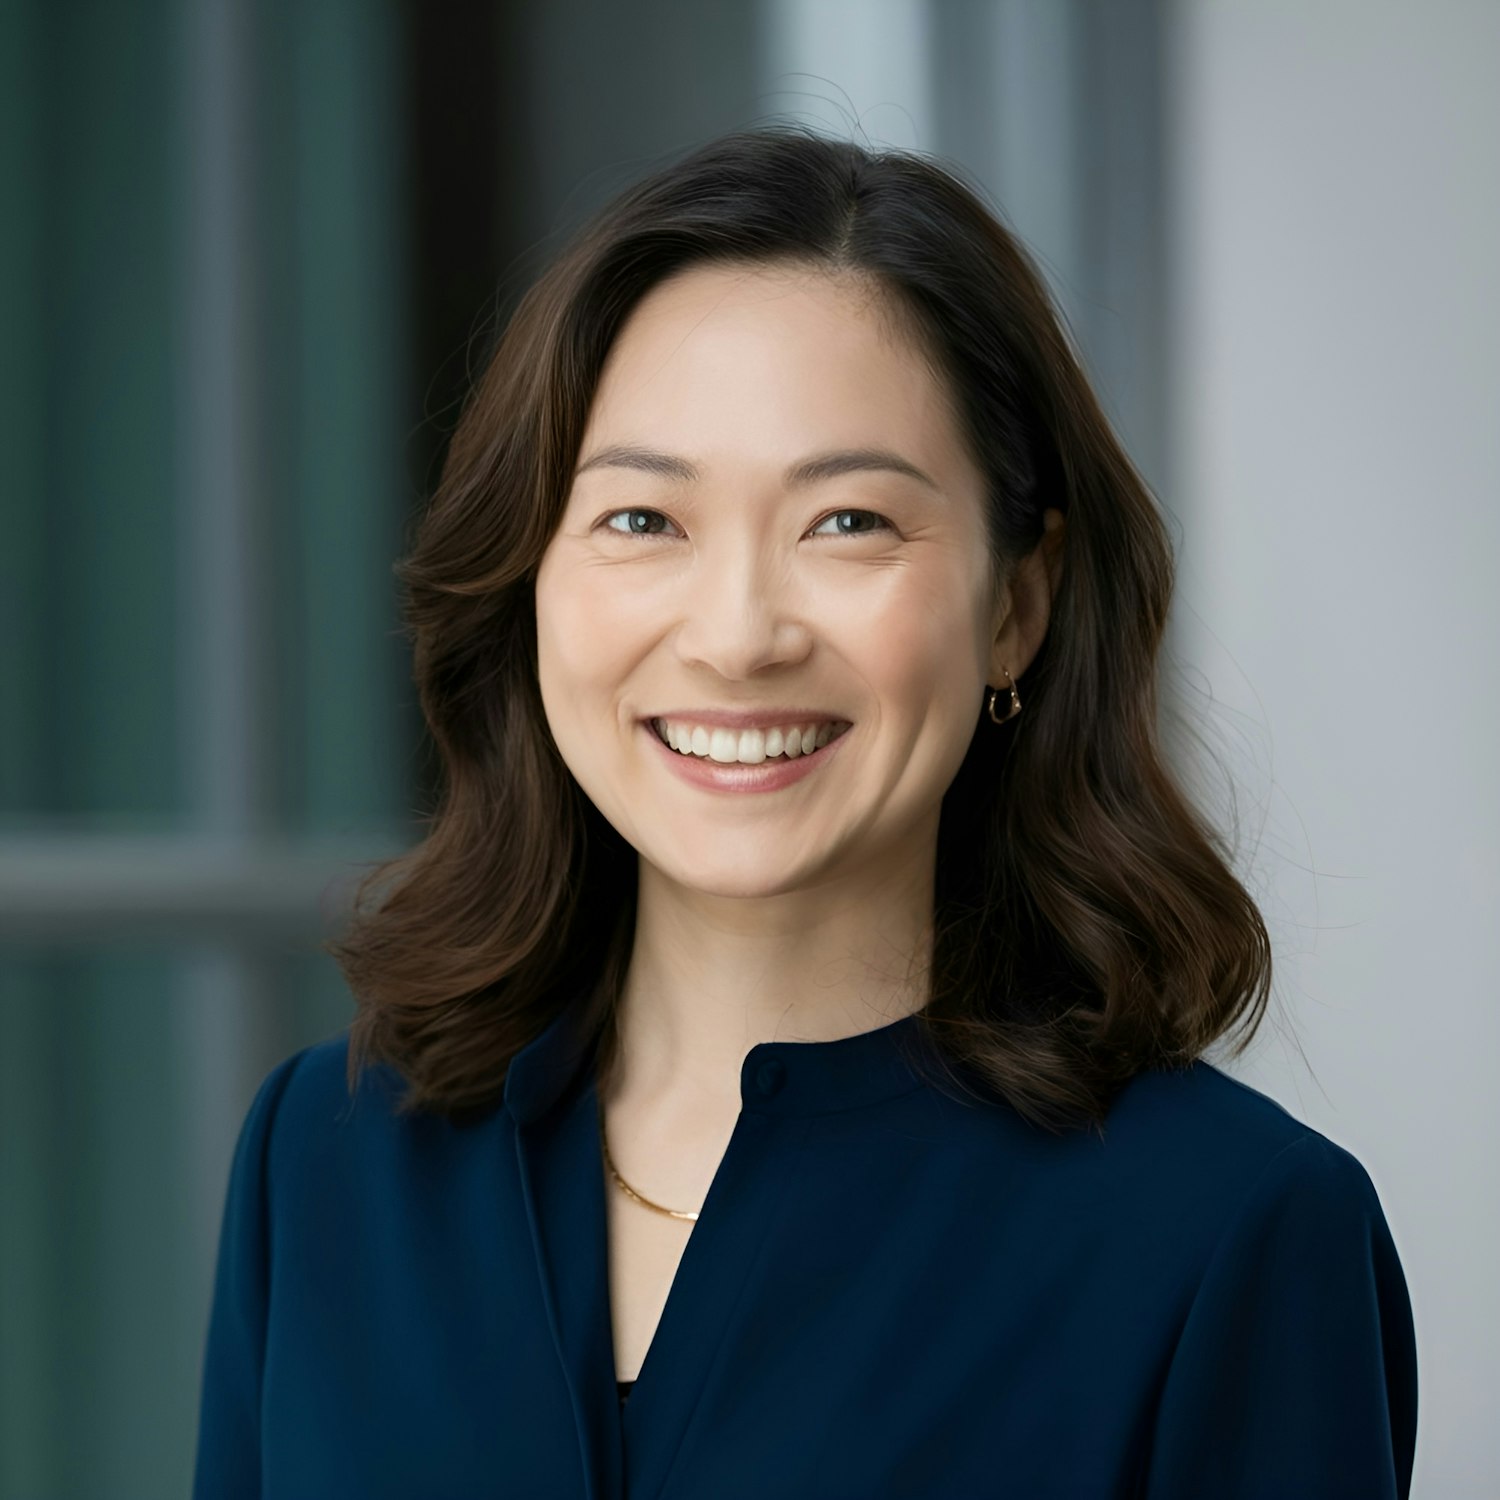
572 443 942 494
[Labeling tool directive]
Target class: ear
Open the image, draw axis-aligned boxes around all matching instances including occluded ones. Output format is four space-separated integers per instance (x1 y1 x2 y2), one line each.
989 508 1065 685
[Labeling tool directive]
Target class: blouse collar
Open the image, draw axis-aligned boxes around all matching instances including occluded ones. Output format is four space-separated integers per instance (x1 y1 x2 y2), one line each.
502 984 945 1128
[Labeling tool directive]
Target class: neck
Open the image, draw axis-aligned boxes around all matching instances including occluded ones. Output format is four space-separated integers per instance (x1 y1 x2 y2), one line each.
598 857 935 1126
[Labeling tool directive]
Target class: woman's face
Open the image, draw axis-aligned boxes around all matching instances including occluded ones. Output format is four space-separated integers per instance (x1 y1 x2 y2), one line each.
535 260 1029 903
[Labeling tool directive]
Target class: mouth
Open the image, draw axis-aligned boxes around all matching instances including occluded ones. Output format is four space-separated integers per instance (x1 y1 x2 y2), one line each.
647 717 853 763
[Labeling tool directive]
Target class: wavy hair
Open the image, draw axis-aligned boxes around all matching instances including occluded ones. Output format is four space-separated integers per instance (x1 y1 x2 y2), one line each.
327 123 1271 1136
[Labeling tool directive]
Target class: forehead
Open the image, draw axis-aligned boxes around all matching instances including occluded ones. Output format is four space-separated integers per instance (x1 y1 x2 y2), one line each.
599 260 932 381
583 262 969 477
622 258 915 341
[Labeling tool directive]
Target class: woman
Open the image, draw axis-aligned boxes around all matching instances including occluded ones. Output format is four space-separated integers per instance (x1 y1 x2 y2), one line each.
192 125 1417 1498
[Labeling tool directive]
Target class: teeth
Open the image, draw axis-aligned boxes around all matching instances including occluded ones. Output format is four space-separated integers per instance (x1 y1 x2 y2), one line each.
654 719 848 764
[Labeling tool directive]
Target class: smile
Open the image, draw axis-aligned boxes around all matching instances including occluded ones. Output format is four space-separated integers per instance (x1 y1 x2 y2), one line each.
640 718 853 794
650 717 852 764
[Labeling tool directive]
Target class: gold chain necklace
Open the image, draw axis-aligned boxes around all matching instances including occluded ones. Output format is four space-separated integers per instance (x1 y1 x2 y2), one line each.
597 1092 700 1222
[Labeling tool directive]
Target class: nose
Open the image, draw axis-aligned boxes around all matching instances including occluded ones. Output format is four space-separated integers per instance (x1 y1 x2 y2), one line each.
672 545 811 680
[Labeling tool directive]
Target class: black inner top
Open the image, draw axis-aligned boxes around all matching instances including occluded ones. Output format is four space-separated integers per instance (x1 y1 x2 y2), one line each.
617 1379 634 1403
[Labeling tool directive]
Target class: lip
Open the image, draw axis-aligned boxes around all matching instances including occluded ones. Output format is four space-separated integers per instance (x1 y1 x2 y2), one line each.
641 708 851 732
641 718 852 794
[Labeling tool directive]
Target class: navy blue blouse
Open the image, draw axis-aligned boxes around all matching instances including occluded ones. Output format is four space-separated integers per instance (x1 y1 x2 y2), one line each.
191 991 1417 1498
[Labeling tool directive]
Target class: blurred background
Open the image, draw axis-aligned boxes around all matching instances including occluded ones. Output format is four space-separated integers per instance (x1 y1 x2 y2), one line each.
1 0 1494 1495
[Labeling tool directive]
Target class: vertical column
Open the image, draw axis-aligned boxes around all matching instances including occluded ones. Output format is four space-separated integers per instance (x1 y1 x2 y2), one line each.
759 0 934 150
172 0 270 1322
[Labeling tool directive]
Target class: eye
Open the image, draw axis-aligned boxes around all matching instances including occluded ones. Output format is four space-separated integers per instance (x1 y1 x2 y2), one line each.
601 508 679 538
809 509 895 538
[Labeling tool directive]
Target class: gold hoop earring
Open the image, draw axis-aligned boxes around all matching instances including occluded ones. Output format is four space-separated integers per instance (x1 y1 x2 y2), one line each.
986 669 1021 724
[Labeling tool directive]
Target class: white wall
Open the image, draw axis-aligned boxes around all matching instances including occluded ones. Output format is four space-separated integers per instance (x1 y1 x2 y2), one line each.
1166 2 1500 1493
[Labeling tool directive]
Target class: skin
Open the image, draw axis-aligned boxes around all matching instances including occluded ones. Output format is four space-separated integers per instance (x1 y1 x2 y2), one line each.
534 261 1063 1253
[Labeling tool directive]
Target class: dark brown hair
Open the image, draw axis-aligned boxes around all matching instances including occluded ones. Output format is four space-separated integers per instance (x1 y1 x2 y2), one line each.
328 123 1270 1136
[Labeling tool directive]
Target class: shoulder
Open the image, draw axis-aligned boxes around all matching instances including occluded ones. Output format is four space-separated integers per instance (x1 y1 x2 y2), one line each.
918 1054 1395 1273
1107 1055 1366 1188
240 1031 370 1134
243 1030 518 1195
1110 1055 1309 1149
932 1049 1351 1190
1098 1058 1399 1270
260 1029 399 1124
238 1030 438 1181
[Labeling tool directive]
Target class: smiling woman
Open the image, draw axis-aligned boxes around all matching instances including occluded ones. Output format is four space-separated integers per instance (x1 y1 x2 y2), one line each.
192 125 1417 1500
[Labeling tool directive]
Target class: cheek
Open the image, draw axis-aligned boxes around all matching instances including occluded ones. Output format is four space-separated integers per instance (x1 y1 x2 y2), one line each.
534 570 631 805
535 559 640 700
536 576 602 758
852 568 989 705
844 570 990 801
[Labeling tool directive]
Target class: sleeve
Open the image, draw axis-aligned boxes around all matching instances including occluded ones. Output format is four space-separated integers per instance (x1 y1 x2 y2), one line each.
190 1047 310 1500
1143 1131 1418 1500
